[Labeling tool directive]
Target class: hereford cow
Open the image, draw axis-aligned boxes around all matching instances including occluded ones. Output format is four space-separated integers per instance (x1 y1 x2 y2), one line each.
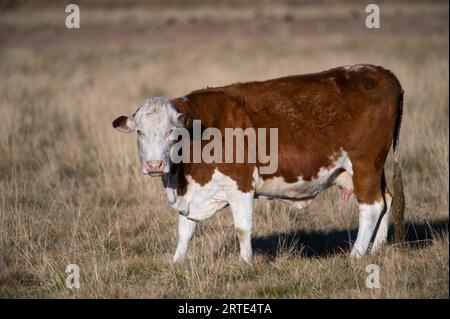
113 64 405 263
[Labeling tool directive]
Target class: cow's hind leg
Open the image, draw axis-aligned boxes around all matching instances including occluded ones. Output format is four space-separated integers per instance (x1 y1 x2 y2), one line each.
173 215 197 263
350 165 385 258
371 173 392 254
227 190 254 263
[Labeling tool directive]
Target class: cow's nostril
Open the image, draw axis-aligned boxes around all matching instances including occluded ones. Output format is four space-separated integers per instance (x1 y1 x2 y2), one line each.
146 160 165 172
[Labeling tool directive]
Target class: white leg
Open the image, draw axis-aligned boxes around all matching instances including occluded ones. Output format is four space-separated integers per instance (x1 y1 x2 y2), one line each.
173 215 197 263
350 200 384 258
371 193 392 254
227 190 254 263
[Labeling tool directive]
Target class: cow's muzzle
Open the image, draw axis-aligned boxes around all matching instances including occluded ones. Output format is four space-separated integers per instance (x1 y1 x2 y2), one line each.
145 160 166 175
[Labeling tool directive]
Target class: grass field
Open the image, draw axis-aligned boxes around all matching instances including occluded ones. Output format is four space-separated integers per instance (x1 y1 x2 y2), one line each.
0 1 448 298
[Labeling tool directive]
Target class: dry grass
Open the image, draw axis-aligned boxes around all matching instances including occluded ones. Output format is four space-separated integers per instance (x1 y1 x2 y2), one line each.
0 1 448 298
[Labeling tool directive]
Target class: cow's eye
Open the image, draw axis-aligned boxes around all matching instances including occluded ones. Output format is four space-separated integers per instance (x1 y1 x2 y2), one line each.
137 130 144 137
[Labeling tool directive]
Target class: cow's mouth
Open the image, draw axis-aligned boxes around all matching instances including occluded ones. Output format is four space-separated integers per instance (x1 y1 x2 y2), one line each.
148 172 164 177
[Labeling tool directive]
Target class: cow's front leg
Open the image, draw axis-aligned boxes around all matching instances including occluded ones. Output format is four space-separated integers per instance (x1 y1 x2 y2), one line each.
227 190 254 263
173 215 197 263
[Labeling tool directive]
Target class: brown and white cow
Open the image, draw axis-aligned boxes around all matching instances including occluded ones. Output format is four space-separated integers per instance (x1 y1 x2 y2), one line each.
113 64 405 263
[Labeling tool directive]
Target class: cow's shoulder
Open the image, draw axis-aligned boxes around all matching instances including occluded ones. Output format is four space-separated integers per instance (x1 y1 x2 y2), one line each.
171 89 252 131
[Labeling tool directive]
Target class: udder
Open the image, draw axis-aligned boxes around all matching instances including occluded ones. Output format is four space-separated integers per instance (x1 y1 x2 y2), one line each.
334 171 354 202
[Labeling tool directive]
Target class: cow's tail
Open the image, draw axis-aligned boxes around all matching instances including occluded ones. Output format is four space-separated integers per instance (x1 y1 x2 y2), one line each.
391 89 406 243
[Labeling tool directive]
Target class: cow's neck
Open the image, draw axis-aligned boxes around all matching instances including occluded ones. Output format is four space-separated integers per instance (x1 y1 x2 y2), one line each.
161 162 186 205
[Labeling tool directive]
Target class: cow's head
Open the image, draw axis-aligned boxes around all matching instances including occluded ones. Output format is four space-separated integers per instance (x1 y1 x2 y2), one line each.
112 97 192 176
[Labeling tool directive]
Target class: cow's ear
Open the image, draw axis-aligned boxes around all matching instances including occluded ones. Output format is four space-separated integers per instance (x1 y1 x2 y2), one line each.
176 113 193 129
112 115 136 133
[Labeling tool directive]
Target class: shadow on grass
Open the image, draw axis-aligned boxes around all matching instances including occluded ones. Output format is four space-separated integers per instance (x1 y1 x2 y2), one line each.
252 219 449 259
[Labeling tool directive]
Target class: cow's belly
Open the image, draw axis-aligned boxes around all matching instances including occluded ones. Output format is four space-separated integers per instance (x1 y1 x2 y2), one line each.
255 165 345 200
255 175 330 199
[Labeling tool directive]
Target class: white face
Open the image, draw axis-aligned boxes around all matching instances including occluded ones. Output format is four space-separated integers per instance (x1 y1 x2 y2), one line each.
113 97 190 176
